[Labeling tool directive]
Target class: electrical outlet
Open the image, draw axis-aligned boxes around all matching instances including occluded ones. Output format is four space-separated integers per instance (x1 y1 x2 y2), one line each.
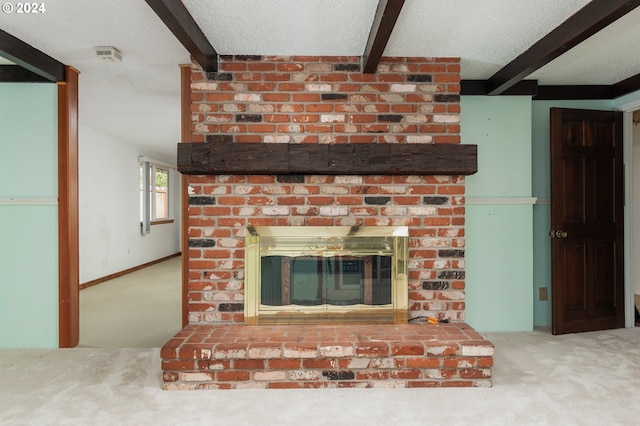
539 287 549 301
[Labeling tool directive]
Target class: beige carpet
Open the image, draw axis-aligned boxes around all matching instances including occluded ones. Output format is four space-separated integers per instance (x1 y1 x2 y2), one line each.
2 264 638 424
79 256 182 348
1 327 639 425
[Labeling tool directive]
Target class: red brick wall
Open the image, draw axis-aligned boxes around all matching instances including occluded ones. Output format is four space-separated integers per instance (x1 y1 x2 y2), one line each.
185 56 465 324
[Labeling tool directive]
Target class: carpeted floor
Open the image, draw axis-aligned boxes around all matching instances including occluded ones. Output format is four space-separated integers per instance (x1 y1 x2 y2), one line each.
79 256 182 348
3 262 638 424
1 327 639 425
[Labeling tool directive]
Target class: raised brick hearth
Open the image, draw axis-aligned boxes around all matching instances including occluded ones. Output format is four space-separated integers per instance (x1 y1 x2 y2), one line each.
161 323 493 389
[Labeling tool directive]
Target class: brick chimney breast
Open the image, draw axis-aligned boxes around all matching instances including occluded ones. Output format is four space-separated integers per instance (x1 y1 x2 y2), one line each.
185 56 465 324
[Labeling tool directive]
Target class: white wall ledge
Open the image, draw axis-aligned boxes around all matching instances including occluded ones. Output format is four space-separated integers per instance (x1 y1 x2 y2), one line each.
465 197 538 205
0 197 58 206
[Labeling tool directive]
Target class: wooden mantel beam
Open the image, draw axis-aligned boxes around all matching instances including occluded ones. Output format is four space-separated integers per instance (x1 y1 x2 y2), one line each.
177 142 477 176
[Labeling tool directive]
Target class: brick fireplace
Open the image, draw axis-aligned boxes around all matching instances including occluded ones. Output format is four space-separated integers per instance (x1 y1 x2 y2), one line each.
161 55 494 389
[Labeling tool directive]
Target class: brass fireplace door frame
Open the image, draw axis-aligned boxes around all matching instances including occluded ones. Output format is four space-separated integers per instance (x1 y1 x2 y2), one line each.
244 226 408 325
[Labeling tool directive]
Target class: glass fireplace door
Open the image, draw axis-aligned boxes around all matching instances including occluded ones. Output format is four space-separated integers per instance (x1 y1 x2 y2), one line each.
260 255 392 308
245 226 408 325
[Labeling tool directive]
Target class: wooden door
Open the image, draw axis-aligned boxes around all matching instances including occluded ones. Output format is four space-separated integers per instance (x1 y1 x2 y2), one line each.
550 108 625 335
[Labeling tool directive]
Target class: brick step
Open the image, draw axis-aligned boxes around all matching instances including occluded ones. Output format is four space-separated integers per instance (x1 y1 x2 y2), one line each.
161 323 494 390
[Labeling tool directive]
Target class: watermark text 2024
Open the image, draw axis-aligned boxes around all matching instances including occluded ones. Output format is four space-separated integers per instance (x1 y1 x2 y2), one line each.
2 3 46 14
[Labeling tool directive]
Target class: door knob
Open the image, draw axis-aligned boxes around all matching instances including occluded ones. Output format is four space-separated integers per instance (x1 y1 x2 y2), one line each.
549 230 568 239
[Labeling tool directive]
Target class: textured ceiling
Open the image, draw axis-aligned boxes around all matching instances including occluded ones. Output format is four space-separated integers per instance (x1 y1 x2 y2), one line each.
531 6 640 85
385 0 592 79
183 0 379 56
1 0 639 159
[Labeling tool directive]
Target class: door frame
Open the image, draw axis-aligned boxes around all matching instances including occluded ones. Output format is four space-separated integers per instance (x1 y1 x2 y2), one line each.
617 97 639 328
58 66 80 347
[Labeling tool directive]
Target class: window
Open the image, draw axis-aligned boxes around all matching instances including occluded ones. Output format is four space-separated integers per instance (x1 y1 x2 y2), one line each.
139 158 174 234
153 167 169 220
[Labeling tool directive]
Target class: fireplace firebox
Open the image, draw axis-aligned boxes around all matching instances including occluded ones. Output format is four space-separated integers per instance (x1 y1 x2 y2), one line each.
244 226 408 325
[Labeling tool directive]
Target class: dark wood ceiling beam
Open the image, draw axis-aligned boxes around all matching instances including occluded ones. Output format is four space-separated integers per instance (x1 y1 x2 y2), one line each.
486 0 640 95
144 0 218 72
533 74 640 100
362 0 405 74
534 85 613 100
0 65 51 82
461 80 538 96
0 29 66 82
612 72 640 98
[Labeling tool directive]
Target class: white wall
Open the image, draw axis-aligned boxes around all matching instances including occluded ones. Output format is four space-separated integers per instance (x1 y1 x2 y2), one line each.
79 125 181 284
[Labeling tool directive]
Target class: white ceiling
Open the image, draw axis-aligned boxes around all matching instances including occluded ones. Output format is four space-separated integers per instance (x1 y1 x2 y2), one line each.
531 5 640 84
1 0 639 159
184 0 380 56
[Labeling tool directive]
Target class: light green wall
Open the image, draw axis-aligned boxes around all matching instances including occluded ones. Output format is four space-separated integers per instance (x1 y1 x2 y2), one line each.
0 206 58 346
465 204 534 331
465 96 532 198
0 83 59 348
531 100 614 327
0 86 58 197
462 96 534 331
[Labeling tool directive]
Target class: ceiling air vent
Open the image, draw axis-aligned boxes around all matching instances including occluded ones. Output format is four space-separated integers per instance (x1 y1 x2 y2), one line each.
94 46 122 62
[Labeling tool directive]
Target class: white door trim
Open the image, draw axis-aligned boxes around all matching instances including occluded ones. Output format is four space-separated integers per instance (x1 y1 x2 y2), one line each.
616 95 640 328
622 110 634 328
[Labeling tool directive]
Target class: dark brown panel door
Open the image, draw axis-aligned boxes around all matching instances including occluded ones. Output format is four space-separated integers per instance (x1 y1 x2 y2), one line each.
550 108 625 335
